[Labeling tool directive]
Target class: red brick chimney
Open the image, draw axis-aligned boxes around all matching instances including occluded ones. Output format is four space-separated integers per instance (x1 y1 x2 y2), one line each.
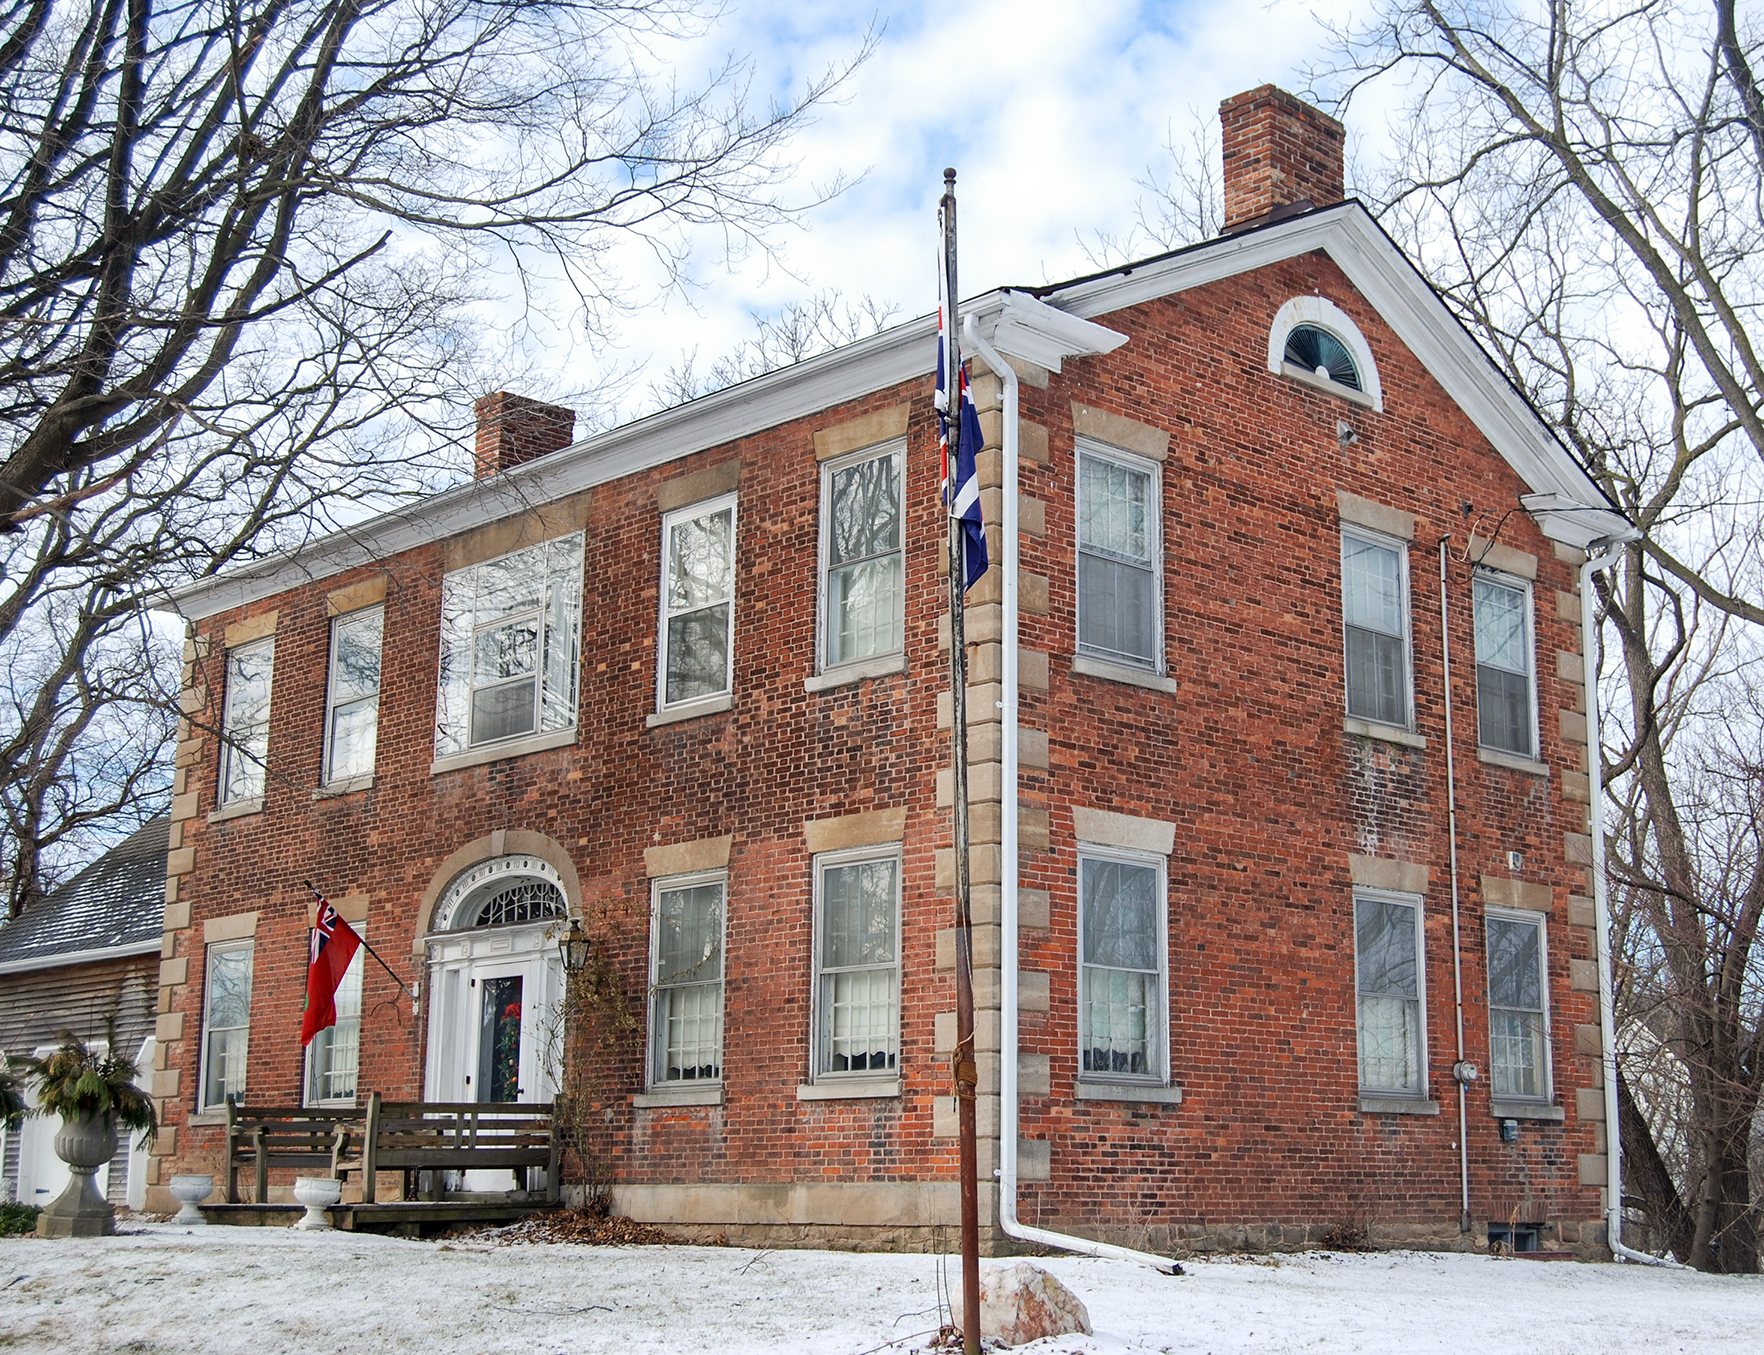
473 392 577 478
1219 85 1345 231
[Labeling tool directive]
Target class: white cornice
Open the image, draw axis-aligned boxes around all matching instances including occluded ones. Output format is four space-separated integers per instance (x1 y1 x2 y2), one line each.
162 202 1621 620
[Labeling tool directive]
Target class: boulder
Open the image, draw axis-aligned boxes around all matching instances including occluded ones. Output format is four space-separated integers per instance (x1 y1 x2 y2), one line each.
950 1262 1093 1347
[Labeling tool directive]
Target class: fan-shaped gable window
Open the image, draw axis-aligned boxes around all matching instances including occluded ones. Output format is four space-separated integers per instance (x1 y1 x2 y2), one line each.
1285 325 1362 391
437 855 567 931
1267 297 1383 411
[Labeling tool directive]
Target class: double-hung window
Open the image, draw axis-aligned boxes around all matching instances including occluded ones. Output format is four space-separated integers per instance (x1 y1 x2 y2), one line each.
305 927 364 1104
435 533 583 758
1077 443 1161 670
1342 530 1410 727
1486 911 1551 1102
657 497 736 710
820 443 904 671
199 941 254 1110
813 849 900 1078
1078 850 1167 1082
649 875 725 1085
1354 891 1426 1096
218 638 274 806
323 606 383 785
1474 573 1536 758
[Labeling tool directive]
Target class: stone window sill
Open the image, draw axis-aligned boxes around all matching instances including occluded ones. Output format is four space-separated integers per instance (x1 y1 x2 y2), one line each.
1478 747 1549 777
634 1083 724 1108
804 654 906 693
1491 1100 1565 1122
796 1078 901 1101
430 726 576 775
187 1110 231 1127
1343 716 1427 749
313 775 373 799
1071 654 1178 694
207 798 262 824
1358 1094 1440 1116
646 693 734 728
1076 1081 1183 1104
1281 360 1379 409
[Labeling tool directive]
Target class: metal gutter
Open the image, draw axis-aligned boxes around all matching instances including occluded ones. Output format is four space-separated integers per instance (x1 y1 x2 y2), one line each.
0 938 162 977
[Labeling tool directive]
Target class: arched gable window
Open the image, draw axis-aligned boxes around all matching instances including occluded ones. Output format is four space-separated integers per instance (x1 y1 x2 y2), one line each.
1267 297 1383 412
436 855 566 931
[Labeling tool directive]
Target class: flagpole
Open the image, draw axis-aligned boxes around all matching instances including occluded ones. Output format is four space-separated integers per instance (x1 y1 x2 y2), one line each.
303 879 414 1002
940 167 982 1355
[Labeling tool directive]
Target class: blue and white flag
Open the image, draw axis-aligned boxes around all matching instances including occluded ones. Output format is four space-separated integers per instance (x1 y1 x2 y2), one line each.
937 246 988 591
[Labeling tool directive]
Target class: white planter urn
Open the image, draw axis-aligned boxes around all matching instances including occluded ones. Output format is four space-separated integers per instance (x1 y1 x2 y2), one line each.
168 1174 213 1225
292 1176 342 1230
36 1111 118 1237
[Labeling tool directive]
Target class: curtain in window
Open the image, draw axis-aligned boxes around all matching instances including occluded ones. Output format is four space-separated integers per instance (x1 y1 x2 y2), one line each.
653 882 724 1082
1080 857 1159 1076
1474 576 1532 756
326 608 382 782
819 859 898 1073
201 944 254 1108
826 453 903 666
1356 896 1421 1091
1487 916 1546 1099
1078 453 1157 666
1343 536 1406 725
663 506 734 705
219 640 274 804
434 533 583 757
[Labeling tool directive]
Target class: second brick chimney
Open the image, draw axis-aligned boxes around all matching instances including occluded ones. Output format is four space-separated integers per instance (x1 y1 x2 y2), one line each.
473 392 577 478
1219 85 1345 231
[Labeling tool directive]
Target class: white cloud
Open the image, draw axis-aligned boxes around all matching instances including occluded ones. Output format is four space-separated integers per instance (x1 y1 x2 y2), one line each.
492 1 1378 418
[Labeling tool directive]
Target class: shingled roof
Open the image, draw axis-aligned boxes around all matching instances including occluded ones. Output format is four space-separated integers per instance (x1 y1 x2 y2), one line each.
0 819 167 973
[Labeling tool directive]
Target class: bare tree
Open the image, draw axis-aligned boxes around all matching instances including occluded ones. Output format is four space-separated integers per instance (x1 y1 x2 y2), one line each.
1322 0 1764 1272
0 0 868 910
647 288 900 408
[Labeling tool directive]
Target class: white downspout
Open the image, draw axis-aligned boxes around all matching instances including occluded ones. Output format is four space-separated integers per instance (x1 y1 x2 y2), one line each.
966 317 1175 1271
1581 544 1679 1267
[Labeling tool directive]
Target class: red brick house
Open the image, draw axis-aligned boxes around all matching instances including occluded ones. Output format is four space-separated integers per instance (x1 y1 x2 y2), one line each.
146 87 1633 1257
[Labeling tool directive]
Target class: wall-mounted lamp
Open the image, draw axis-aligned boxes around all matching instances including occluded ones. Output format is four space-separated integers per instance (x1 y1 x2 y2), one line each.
1337 420 1358 451
557 917 591 975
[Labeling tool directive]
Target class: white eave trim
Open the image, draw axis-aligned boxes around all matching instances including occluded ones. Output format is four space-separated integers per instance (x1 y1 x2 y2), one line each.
1041 203 1624 544
980 293 1129 372
0 938 162 976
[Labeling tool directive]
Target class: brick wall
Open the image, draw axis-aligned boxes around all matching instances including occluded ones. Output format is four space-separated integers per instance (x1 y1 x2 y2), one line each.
151 245 1606 1254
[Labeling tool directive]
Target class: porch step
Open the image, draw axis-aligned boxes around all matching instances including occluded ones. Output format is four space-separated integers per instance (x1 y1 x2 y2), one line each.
199 1199 560 1236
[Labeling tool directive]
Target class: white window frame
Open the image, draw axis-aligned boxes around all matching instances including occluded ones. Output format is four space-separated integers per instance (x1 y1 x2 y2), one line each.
1472 569 1539 760
1075 845 1170 1087
1340 526 1414 731
816 440 907 676
1075 439 1165 675
433 532 583 760
1485 906 1554 1104
647 871 728 1088
1352 888 1429 1098
655 494 738 713
322 605 384 787
198 940 255 1111
809 844 903 1083
303 925 365 1106
217 637 275 806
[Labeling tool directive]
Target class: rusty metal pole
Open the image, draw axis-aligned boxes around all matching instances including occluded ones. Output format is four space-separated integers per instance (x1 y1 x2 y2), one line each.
940 166 981 1355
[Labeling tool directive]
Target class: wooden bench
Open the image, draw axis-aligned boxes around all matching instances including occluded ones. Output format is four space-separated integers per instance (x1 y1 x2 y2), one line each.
223 1103 364 1204
360 1093 559 1204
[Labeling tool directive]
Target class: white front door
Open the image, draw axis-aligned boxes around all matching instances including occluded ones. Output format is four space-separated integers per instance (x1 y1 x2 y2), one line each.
425 927 564 1106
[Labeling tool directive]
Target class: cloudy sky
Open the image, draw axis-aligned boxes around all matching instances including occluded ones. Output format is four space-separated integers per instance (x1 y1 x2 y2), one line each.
505 0 1380 422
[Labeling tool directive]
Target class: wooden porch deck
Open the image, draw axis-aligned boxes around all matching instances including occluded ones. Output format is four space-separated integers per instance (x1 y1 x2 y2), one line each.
200 1198 562 1237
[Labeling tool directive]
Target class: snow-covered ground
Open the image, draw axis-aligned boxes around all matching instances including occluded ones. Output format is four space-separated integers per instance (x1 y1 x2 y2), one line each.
2 1222 1760 1354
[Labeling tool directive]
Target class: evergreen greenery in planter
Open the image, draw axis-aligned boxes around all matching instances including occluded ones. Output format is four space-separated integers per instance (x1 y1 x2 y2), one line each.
22 1037 156 1141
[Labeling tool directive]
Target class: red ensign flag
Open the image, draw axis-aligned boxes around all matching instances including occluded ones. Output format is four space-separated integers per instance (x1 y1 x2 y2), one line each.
301 897 362 1046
